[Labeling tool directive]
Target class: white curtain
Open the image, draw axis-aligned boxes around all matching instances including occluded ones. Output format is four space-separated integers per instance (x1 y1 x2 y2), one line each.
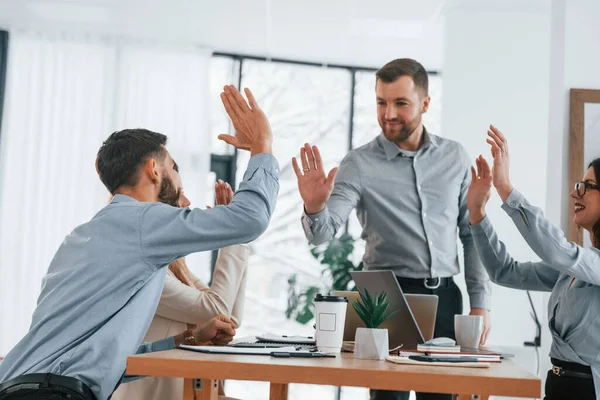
113 41 212 283
0 31 211 355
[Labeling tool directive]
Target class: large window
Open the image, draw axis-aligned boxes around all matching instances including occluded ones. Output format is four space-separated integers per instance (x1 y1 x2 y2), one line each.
208 55 441 400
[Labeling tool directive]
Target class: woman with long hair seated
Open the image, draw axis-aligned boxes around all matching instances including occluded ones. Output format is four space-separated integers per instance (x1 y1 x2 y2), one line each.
467 126 600 399
112 180 246 400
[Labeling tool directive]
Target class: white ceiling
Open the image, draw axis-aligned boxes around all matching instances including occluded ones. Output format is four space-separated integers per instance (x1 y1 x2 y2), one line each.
0 0 447 69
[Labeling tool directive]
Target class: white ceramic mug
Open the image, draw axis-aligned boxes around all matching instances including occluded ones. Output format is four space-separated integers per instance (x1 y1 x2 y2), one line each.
454 315 483 349
314 294 348 353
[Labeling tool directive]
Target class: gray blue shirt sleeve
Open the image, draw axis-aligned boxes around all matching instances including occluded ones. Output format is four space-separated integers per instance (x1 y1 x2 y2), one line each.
471 215 560 291
120 338 177 383
141 153 279 267
457 148 492 309
301 154 362 245
500 189 600 284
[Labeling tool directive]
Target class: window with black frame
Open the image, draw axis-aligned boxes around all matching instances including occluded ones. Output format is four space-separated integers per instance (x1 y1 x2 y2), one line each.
0 30 9 142
207 54 441 400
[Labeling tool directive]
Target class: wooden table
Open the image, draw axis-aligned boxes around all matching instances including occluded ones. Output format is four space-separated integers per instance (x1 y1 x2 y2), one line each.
126 350 542 400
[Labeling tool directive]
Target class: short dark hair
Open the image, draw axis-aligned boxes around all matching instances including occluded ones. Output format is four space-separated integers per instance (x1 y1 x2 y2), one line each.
375 58 429 96
96 128 168 194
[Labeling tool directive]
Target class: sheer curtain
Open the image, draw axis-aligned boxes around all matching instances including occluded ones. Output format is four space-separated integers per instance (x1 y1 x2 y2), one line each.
0 31 211 355
113 41 212 282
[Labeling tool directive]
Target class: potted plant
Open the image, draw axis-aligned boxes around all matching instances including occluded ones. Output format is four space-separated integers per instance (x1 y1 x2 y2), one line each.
352 289 397 360
286 233 363 324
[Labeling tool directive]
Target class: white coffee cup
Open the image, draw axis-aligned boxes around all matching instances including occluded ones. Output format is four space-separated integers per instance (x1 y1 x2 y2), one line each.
314 294 348 353
454 315 484 349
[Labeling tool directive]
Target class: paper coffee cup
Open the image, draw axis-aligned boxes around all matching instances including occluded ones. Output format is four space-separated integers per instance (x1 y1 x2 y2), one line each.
314 294 348 353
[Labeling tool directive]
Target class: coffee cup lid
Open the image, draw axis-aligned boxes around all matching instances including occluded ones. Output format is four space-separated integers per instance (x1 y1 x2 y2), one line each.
314 293 348 302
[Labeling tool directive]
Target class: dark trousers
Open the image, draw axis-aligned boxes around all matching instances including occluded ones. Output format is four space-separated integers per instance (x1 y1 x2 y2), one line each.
0 373 95 400
370 277 463 400
544 359 596 400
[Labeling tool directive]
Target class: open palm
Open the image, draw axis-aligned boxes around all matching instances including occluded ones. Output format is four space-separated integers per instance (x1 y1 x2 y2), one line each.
218 86 272 154
467 155 493 217
486 124 514 202
292 144 338 214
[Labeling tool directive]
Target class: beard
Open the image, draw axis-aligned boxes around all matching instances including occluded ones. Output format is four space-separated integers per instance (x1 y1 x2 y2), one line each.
382 114 422 143
158 175 180 207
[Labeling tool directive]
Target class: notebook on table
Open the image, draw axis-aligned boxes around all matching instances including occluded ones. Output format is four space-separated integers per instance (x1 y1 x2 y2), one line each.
229 334 316 349
180 345 298 355
398 350 501 363
417 343 461 353
386 355 491 368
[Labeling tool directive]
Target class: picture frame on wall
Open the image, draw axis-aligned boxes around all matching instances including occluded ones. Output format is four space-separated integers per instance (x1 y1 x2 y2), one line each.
569 89 600 246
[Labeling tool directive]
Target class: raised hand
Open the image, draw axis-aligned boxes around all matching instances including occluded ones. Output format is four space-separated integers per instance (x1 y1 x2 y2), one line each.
486 125 513 202
467 155 493 224
218 85 273 156
292 144 338 215
215 180 233 206
206 180 233 209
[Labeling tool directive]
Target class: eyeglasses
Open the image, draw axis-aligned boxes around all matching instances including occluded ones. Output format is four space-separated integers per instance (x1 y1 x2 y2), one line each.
574 181 599 197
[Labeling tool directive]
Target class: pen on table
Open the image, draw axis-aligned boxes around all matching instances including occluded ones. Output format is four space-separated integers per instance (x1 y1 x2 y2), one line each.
408 355 480 363
270 352 336 358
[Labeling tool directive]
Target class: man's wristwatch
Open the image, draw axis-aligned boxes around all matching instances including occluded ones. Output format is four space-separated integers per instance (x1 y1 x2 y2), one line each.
183 329 197 346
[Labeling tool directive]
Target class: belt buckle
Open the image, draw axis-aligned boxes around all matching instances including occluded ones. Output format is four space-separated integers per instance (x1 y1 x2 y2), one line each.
552 366 562 376
424 277 441 289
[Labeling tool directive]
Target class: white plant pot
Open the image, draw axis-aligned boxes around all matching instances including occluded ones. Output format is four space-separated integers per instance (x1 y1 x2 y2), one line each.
354 327 389 360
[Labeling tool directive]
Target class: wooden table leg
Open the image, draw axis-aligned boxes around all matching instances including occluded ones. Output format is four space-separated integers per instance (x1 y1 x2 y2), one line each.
183 378 218 400
184 378 196 400
269 383 289 400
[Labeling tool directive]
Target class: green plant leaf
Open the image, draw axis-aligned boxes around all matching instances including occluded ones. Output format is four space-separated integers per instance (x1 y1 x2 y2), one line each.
286 233 363 324
296 307 314 324
364 289 374 308
351 289 399 329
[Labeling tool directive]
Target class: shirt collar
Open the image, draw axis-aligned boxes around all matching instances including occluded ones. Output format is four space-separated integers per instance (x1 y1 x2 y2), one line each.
110 194 139 204
378 126 438 161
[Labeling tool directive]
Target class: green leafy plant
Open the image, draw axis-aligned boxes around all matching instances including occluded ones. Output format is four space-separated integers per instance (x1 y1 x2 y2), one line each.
352 289 397 329
286 233 363 324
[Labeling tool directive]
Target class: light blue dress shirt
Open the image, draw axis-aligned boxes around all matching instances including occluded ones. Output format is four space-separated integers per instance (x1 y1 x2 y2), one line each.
301 131 491 309
0 153 279 400
472 189 600 394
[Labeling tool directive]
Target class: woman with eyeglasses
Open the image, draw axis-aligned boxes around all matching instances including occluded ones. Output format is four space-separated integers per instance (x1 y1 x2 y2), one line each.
467 125 599 400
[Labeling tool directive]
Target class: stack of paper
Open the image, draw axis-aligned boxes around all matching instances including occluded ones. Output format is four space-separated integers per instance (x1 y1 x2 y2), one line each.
398 350 501 363
386 355 490 368
229 334 315 348
416 343 461 353
180 345 298 355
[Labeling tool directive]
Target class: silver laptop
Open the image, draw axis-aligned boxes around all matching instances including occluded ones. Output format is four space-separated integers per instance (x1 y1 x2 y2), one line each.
348 270 438 350
332 290 438 344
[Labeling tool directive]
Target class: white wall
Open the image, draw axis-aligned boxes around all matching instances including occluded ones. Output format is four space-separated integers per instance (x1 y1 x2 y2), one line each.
444 1 600 397
442 0 551 353
542 0 600 384
0 0 447 70
546 0 600 246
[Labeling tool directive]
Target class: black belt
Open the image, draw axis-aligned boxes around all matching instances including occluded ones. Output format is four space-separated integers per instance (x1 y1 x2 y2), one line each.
0 373 96 400
551 358 593 380
396 276 453 290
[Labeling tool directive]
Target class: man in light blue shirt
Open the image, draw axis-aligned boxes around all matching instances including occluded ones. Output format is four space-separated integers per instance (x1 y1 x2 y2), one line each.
0 86 277 400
